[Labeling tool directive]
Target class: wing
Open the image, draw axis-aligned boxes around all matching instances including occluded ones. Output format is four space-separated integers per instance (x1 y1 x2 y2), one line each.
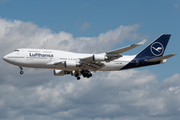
106 39 146 54
103 39 146 62
46 40 146 71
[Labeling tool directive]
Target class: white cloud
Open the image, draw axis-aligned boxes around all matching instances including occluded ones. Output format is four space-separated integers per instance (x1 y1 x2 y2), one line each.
79 22 90 31
0 69 180 120
0 18 142 55
161 73 180 89
0 18 179 120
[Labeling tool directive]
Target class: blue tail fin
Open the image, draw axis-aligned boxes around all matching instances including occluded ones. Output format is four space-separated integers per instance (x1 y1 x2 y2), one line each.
136 34 171 58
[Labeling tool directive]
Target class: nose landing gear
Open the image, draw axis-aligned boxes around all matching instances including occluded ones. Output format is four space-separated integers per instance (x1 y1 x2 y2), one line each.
19 66 24 75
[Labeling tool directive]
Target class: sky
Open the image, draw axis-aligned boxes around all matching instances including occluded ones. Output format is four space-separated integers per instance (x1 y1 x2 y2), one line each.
0 0 179 120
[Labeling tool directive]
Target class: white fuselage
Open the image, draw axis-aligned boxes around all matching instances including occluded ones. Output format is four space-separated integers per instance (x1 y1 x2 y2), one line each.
2 34 174 80
3 48 136 71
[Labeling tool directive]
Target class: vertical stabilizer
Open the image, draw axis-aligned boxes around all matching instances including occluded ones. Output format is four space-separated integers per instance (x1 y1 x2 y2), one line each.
136 34 171 58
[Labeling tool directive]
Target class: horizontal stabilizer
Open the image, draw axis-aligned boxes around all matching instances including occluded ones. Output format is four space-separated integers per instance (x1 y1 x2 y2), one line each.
107 39 146 54
145 54 176 62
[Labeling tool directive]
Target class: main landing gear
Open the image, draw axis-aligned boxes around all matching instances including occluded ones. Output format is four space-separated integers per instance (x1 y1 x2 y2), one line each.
77 77 80 80
81 70 92 78
19 66 24 75
74 73 81 80
74 70 93 80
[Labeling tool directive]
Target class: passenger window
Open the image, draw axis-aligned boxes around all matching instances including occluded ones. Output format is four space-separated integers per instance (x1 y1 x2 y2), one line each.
14 50 19 52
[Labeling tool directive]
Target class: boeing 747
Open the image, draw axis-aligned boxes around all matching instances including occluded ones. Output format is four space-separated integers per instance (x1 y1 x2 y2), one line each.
3 34 176 80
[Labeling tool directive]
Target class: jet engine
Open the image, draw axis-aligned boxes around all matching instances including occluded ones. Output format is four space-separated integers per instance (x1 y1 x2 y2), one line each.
54 70 70 76
64 61 80 68
93 54 107 61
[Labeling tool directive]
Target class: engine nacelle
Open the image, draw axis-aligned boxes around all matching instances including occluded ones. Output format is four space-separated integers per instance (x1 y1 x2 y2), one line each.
54 70 70 76
64 61 80 68
93 54 107 61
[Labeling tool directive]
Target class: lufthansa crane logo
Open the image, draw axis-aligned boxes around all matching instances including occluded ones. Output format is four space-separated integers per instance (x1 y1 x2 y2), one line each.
150 42 164 56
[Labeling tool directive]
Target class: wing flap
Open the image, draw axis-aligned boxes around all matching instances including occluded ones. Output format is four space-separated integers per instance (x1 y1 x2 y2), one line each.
146 54 176 62
80 62 105 71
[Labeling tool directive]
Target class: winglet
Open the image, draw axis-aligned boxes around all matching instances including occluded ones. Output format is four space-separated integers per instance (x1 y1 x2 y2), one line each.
137 39 147 45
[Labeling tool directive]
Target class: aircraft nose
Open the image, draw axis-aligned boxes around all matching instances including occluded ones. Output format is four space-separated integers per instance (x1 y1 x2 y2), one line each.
3 55 8 61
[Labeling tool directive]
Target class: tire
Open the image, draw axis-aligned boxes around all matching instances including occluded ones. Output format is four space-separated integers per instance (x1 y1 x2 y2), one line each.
20 71 24 75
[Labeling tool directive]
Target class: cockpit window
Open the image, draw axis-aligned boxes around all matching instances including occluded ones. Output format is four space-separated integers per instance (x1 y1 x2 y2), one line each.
14 50 19 52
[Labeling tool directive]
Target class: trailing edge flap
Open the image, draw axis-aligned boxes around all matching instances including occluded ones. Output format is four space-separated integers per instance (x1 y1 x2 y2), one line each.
106 39 146 54
145 54 176 62
80 57 105 71
82 62 105 71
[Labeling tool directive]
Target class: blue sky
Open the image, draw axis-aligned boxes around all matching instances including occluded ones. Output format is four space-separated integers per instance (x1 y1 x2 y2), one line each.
0 0 179 36
0 0 180 120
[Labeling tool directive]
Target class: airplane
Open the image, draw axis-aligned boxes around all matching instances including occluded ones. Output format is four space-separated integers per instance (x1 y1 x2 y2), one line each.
3 34 176 80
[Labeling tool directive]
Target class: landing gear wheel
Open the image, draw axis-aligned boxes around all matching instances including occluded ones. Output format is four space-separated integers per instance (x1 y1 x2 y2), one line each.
19 66 24 75
81 70 92 78
20 71 24 75
77 77 80 80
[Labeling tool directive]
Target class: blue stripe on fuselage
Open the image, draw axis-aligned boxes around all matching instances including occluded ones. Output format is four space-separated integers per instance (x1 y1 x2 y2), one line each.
121 57 161 70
